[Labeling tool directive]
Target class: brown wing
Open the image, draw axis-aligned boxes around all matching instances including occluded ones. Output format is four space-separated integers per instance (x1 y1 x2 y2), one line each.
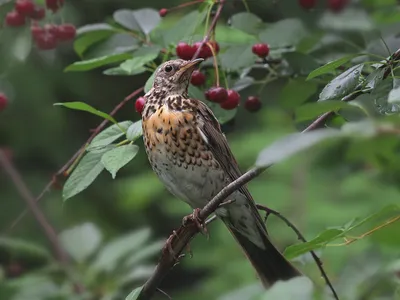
194 99 268 232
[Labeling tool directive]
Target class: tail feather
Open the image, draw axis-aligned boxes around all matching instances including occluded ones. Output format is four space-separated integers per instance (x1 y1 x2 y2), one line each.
221 218 300 287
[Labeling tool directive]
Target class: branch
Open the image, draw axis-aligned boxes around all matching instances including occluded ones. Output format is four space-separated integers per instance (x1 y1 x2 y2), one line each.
256 204 339 300
6 86 144 232
0 150 68 263
302 47 400 132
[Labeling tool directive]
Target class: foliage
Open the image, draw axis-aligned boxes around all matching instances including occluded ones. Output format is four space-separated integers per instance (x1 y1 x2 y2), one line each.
1 0 400 300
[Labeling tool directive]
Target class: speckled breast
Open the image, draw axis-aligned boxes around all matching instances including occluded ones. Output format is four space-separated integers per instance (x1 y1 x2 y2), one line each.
142 105 225 208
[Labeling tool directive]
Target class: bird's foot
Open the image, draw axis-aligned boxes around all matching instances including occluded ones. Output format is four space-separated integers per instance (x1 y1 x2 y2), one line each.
183 208 208 238
162 230 181 261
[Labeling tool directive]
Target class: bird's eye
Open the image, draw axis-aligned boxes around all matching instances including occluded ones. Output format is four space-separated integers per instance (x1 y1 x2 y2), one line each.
164 65 173 73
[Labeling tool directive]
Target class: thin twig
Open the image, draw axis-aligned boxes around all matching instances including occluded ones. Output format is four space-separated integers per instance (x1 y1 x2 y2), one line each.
256 204 339 300
6 86 144 232
0 150 68 263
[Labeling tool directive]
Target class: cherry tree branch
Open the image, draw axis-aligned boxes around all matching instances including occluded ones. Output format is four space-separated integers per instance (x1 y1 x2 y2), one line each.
0 150 69 263
6 86 144 232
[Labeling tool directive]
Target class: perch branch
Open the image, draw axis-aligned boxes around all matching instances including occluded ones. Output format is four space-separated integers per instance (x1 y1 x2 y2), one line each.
6 86 144 232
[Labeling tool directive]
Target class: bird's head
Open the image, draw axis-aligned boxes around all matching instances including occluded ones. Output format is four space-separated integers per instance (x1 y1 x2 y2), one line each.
152 58 204 94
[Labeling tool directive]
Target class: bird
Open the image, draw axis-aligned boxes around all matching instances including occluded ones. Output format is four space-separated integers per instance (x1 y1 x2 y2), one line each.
141 58 301 287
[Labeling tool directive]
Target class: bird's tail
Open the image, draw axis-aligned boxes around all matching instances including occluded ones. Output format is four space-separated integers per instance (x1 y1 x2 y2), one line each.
221 218 301 287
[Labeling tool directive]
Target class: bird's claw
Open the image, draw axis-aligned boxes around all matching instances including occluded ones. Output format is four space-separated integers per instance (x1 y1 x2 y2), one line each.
182 208 209 238
163 230 180 261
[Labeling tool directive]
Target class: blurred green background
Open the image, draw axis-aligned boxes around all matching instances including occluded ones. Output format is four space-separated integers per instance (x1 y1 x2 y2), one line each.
1 0 400 299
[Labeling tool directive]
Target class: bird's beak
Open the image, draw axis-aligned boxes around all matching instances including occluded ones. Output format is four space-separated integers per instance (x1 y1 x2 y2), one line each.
177 58 204 76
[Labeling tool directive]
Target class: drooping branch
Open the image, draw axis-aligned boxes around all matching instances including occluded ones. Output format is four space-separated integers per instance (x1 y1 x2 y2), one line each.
6 86 144 232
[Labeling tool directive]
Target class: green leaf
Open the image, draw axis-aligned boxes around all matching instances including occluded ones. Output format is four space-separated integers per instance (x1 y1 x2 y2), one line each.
64 53 132 72
62 150 106 201
318 8 374 31
144 71 155 93
219 44 254 71
126 121 143 141
101 144 139 179
88 121 133 151
119 48 160 75
59 223 102 263
113 9 141 31
232 76 255 92
295 101 356 122
92 228 151 272
285 229 344 259
307 54 365 80
259 18 308 48
126 287 143 300
126 240 164 267
163 10 207 44
283 52 320 75
84 34 139 58
279 78 318 109
319 64 364 101
132 8 161 35
74 31 113 57
388 86 400 104
54 102 118 124
0 237 51 263
76 23 114 35
230 12 263 35
258 277 314 300
255 129 341 168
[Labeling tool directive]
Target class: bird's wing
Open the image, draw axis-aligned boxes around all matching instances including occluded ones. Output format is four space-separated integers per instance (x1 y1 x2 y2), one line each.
194 99 267 230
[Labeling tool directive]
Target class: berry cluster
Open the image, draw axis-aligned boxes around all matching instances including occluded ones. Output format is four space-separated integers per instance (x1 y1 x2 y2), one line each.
4 0 75 50
298 0 349 12
176 41 220 60
0 93 8 112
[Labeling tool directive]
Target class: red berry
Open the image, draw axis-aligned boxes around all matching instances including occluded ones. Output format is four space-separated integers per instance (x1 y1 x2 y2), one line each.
30 6 46 20
35 32 57 50
0 93 8 111
328 0 348 12
159 8 168 17
5 11 25 27
220 90 240 110
190 70 206 86
31 25 44 40
55 24 76 41
205 87 228 103
15 0 35 16
176 42 195 60
252 43 270 58
210 41 220 54
45 0 64 12
298 0 317 9
135 97 145 114
193 42 210 59
245 96 261 112
44 24 58 35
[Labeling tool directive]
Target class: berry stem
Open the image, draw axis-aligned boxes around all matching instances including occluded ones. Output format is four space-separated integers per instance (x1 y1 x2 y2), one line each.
203 3 214 38
242 0 250 12
257 73 277 95
175 0 204 10
206 41 220 87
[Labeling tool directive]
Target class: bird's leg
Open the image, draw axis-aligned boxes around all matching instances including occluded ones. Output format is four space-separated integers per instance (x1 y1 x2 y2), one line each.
182 208 208 237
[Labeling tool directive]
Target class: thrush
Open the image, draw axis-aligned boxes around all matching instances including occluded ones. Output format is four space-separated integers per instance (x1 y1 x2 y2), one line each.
141 58 301 287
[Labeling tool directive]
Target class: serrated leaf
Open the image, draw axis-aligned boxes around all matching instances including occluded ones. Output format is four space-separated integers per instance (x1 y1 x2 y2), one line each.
59 223 102 263
126 121 143 141
319 64 364 101
295 101 356 122
76 23 114 35
0 237 51 262
54 102 118 124
84 34 139 58
279 78 318 109
388 87 400 104
259 18 308 48
230 12 263 35
219 44 254 71
144 71 156 93
101 144 139 179
307 54 365 80
62 151 106 201
113 9 141 31
132 8 161 35
92 228 151 272
283 52 320 75
126 287 143 300
64 53 132 72
88 121 133 151
255 129 341 168
232 76 255 92
119 50 159 75
74 31 113 58
164 10 207 44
